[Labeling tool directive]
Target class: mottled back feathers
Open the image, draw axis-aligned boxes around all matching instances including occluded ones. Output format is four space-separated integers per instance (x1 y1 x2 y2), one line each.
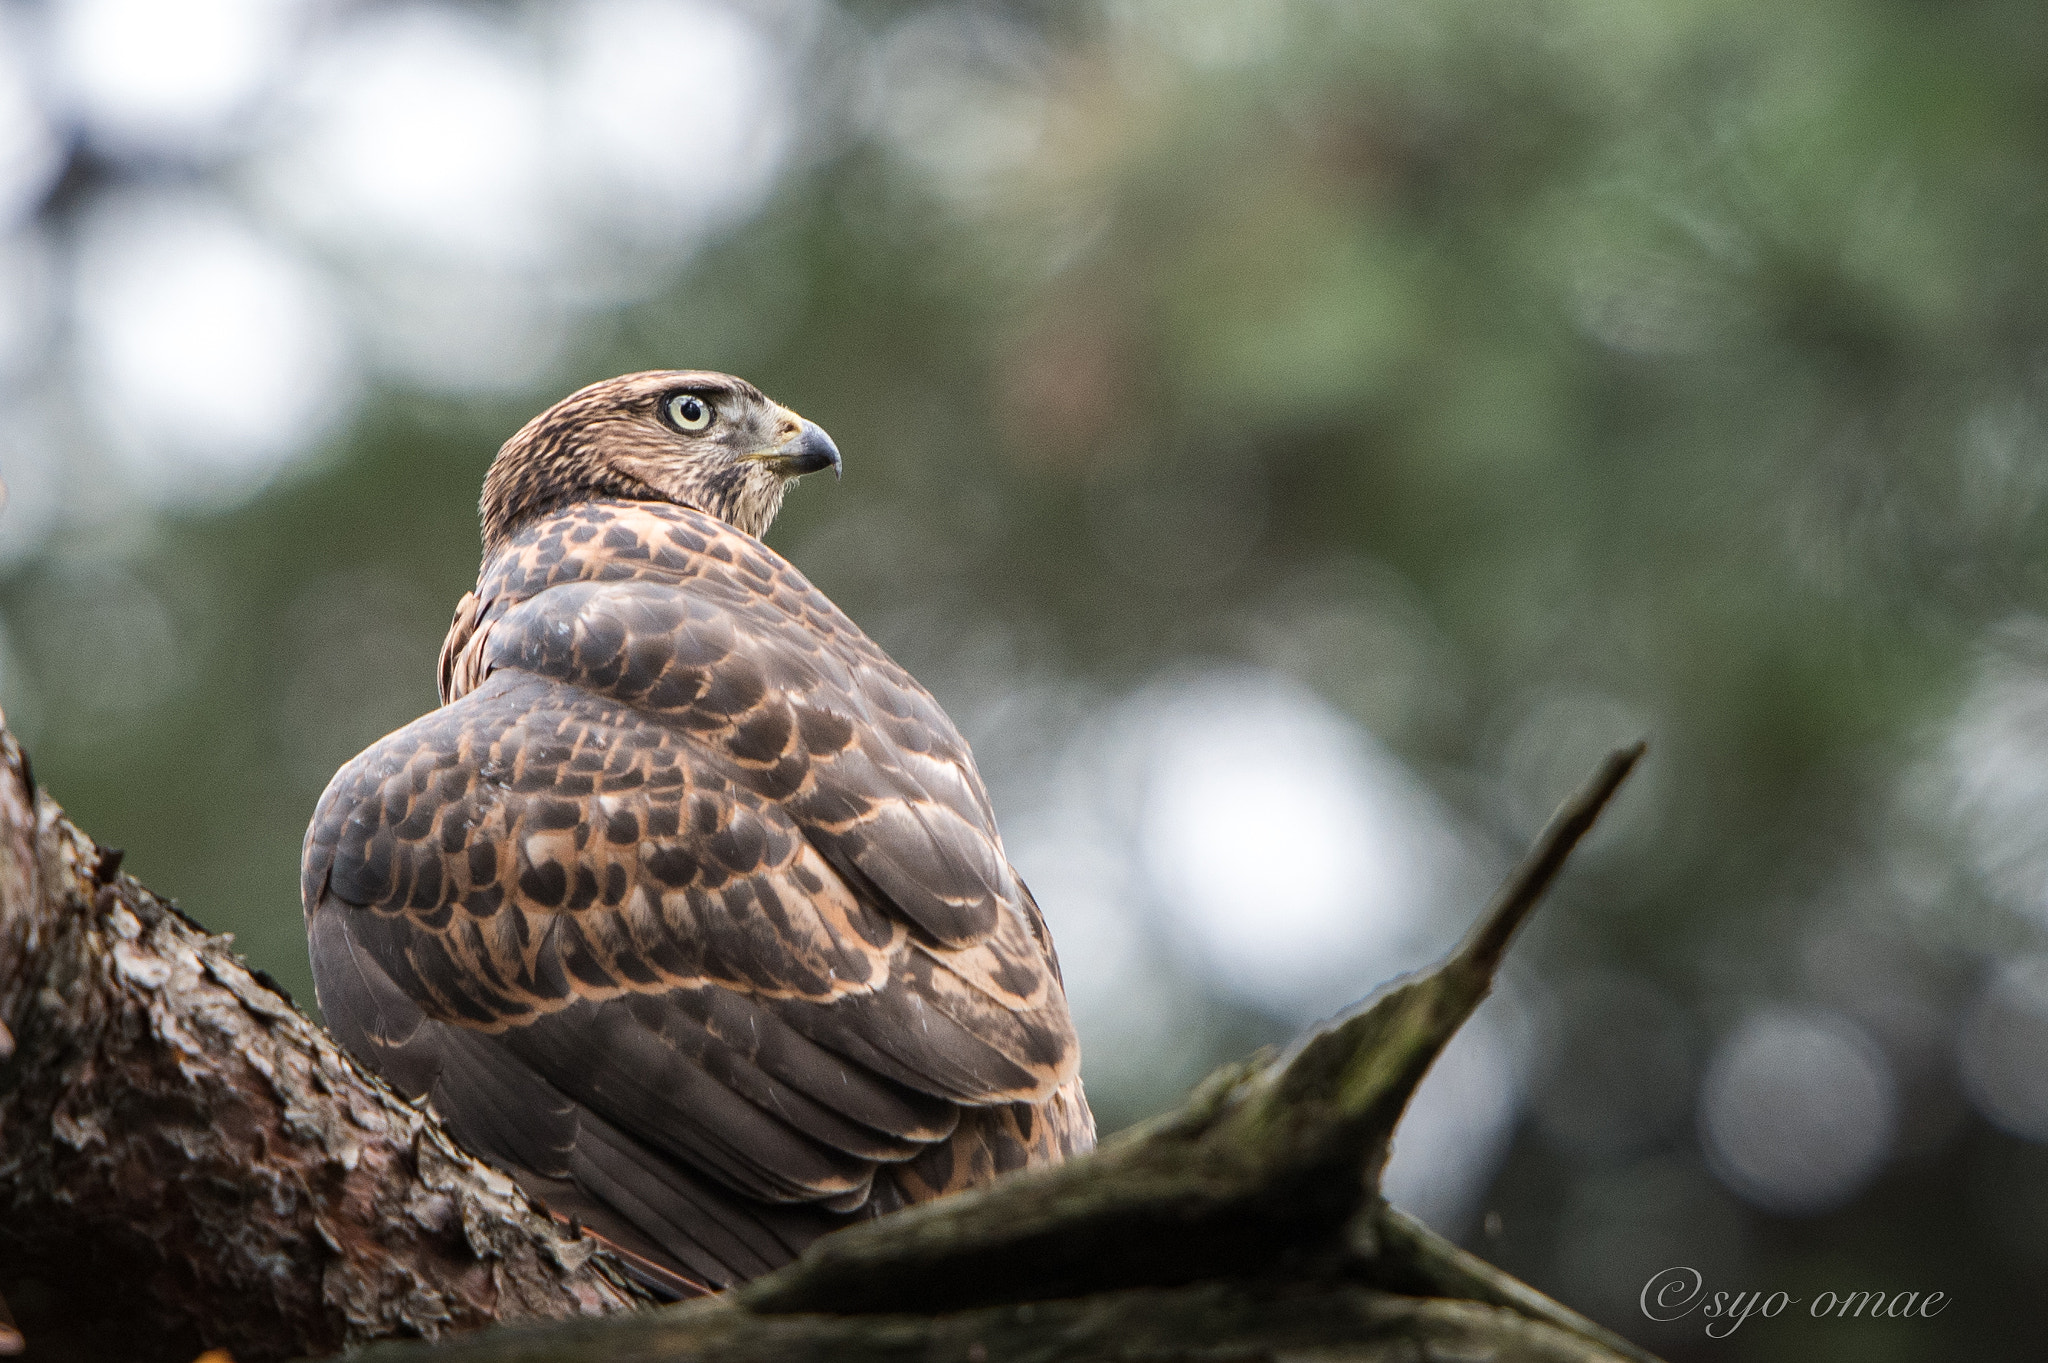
304 375 1091 1295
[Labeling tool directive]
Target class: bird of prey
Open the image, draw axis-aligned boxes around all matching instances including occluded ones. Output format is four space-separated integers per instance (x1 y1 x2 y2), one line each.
302 371 1093 1296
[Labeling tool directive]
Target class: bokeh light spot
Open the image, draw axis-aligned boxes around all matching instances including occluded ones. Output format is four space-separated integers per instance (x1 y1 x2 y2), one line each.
1957 955 2048 1143
1135 667 1474 1019
50 0 306 157
70 189 354 508
1698 1007 1897 1216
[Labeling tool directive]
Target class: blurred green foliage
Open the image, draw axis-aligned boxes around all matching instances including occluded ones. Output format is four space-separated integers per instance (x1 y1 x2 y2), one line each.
8 1 2048 1358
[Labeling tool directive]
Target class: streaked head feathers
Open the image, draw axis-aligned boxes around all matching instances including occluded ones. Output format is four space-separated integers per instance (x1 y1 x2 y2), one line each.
480 370 841 550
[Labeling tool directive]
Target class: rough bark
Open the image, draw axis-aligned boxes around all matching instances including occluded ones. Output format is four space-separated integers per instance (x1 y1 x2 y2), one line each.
0 720 655 1362
343 1277 1650 1363
0 708 1664 1363
338 743 1660 1363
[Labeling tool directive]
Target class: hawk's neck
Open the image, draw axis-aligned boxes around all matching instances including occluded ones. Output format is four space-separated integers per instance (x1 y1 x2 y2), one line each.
438 499 820 705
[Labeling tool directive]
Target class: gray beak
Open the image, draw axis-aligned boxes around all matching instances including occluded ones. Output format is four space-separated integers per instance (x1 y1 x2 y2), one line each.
775 420 842 480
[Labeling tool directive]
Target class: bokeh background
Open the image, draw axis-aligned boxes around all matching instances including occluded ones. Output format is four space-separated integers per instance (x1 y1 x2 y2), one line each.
3 0 2047 1357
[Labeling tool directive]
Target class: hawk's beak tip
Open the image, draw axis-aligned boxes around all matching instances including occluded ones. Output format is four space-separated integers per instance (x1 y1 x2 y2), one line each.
781 420 842 481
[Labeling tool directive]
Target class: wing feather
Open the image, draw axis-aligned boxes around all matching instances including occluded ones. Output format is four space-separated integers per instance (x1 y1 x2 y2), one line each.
307 498 1092 1295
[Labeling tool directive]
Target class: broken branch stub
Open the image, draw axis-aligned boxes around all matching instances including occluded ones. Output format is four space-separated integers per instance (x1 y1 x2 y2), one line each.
339 741 1655 1363
2 701 1658 1363
736 742 1645 1320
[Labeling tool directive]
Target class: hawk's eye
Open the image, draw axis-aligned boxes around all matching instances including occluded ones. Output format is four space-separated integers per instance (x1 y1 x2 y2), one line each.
666 394 713 432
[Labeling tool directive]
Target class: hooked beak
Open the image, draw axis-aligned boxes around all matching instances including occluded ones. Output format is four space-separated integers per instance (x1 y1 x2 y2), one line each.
757 418 842 481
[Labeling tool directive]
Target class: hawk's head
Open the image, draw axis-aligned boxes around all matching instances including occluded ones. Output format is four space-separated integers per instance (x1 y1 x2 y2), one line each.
480 370 841 549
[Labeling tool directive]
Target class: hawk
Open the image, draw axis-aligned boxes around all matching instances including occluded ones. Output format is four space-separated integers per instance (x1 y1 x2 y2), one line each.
302 372 1093 1296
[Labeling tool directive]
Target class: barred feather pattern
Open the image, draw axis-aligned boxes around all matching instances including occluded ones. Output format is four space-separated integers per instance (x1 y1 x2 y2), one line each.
305 493 1092 1296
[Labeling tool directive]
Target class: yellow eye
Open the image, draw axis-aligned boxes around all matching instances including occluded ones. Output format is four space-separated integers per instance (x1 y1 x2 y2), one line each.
666 393 713 431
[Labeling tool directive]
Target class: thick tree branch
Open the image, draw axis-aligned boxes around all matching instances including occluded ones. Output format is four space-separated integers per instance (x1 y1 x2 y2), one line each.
342 743 1657 1363
0 719 654 1362
342 1279 1646 1363
0 709 1662 1363
738 741 1648 1321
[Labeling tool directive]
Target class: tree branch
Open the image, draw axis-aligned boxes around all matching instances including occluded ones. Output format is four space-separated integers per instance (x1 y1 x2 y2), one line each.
345 741 1658 1363
0 720 654 1362
0 710 1662 1363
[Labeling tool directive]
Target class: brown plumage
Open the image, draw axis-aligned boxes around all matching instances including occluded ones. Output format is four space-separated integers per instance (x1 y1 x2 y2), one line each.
302 371 1092 1296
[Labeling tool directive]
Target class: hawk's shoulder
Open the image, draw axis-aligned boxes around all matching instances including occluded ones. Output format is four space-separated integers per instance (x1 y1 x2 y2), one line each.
441 500 884 705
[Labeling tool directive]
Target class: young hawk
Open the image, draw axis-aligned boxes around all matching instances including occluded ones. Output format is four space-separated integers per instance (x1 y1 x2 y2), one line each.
302 371 1093 1296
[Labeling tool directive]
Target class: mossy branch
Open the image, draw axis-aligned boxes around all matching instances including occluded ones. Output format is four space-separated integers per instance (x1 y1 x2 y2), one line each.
340 742 1657 1363
1 705 1655 1362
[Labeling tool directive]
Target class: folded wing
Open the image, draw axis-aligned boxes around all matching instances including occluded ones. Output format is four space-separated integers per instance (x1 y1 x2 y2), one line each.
306 650 1083 1291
